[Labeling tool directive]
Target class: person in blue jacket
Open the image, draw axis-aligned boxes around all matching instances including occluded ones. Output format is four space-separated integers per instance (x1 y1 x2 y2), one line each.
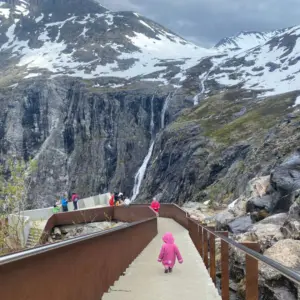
61 194 69 212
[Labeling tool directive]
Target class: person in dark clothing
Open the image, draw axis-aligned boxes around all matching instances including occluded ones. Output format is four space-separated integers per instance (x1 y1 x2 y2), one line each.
71 193 79 210
114 192 120 206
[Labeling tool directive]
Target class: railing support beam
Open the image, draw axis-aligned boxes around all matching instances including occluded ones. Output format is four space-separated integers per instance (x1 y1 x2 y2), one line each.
242 242 260 300
203 228 208 268
208 227 216 284
217 231 229 300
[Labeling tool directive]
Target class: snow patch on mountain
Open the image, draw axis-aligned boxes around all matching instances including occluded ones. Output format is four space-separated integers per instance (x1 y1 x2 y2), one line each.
293 96 300 107
211 26 300 96
35 13 44 23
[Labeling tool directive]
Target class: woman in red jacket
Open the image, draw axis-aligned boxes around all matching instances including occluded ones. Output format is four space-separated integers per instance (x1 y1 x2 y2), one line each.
109 193 115 206
151 199 160 213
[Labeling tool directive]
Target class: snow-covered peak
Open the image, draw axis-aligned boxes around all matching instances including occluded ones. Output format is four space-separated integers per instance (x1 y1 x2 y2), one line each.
206 24 300 97
214 30 278 54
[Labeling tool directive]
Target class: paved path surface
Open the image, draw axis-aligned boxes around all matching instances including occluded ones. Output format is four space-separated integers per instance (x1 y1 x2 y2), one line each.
103 218 221 300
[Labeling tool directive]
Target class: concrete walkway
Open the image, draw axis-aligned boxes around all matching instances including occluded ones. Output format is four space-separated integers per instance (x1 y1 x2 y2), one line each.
103 218 221 300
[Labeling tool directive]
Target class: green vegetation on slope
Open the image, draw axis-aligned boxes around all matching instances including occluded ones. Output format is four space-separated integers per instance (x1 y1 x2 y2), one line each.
173 90 297 146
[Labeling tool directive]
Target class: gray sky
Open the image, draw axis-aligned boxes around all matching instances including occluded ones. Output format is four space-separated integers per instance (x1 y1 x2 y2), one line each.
99 0 300 47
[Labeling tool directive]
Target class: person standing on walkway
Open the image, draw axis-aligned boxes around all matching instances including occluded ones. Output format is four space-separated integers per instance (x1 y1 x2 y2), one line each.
52 204 60 213
61 193 69 212
71 192 79 210
151 198 160 213
158 232 183 273
124 197 131 206
109 193 115 206
114 192 120 206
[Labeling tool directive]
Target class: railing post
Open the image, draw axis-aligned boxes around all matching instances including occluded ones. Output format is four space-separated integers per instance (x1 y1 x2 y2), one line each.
198 225 203 258
203 228 209 269
242 242 260 300
216 231 229 300
208 227 216 284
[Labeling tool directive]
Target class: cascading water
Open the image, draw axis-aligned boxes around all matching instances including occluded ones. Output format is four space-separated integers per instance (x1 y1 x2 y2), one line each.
193 72 207 106
131 92 175 201
131 95 155 202
161 93 171 129
150 95 155 139
131 141 155 202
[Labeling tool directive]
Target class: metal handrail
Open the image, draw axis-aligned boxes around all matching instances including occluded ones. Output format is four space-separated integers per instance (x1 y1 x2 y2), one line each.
193 219 300 285
0 217 156 266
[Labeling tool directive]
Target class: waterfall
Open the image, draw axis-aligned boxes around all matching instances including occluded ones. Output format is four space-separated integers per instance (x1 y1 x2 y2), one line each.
161 93 171 129
193 72 207 106
131 141 155 202
131 91 177 201
150 95 155 138
131 95 155 202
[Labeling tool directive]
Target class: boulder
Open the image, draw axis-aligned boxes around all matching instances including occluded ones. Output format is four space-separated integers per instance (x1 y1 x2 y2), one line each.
245 176 271 198
60 227 69 234
190 212 206 222
65 232 74 239
281 219 300 239
260 239 300 281
228 197 247 217
246 195 274 213
228 215 253 234
270 151 300 211
53 227 62 238
258 213 288 226
261 285 297 300
250 209 270 222
215 210 235 230
288 197 300 219
47 236 54 243
249 223 284 251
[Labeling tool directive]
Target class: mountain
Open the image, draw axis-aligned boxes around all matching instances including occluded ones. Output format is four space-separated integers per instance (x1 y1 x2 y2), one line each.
0 0 299 211
208 25 300 97
214 31 278 53
0 0 214 86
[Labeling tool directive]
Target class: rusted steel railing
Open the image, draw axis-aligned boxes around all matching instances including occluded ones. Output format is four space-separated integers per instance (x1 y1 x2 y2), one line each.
158 203 189 228
0 208 157 300
1 203 300 300
188 218 300 300
40 205 155 244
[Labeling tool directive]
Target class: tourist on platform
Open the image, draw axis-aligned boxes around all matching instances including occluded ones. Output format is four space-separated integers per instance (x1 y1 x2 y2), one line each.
151 198 160 213
109 193 115 206
158 232 183 273
71 192 79 210
114 192 121 206
61 193 69 212
118 192 125 205
124 197 131 206
52 204 60 214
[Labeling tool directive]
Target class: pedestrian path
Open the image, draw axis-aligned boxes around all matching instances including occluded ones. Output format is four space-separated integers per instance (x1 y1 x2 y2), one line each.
102 218 221 300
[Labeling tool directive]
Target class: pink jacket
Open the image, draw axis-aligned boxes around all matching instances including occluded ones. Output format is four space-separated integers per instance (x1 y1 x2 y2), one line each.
158 232 183 268
151 200 160 212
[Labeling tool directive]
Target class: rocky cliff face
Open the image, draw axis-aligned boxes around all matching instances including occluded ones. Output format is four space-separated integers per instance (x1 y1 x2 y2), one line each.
2 76 184 207
137 89 300 203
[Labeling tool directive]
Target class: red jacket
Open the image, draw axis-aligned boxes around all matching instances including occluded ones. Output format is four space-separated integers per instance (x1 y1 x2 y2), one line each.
109 194 114 206
72 194 79 202
151 200 160 212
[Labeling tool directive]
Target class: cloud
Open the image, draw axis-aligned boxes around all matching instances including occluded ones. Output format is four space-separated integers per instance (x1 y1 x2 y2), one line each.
99 0 300 47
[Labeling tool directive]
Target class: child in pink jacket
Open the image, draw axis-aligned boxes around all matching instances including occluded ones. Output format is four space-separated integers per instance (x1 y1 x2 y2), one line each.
158 232 183 273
